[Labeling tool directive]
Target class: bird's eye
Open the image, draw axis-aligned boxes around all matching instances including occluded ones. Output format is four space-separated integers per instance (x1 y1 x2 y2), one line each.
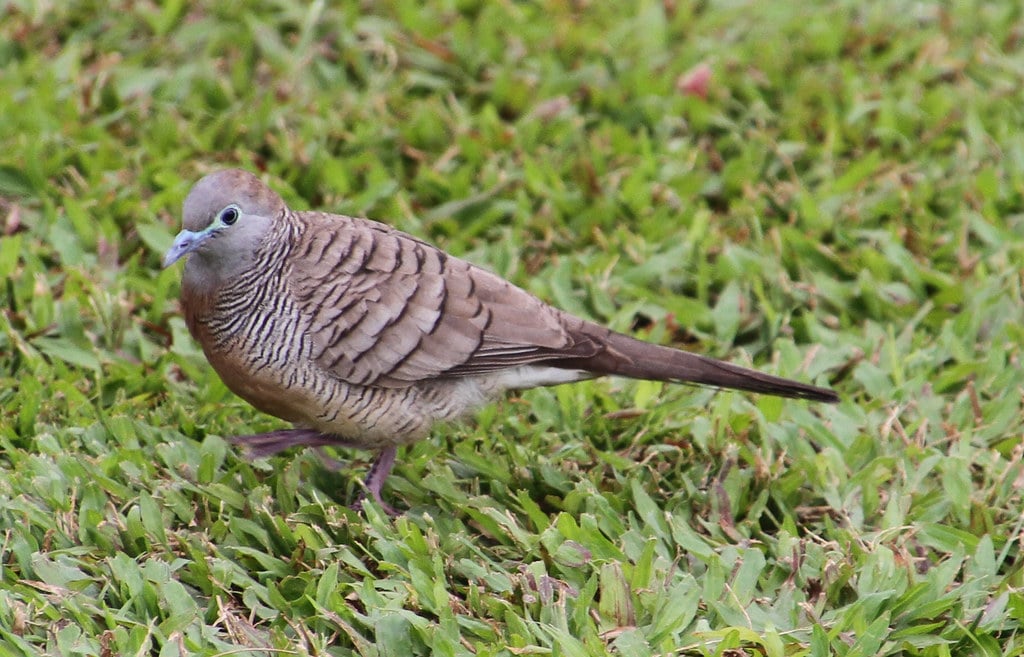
220 206 240 226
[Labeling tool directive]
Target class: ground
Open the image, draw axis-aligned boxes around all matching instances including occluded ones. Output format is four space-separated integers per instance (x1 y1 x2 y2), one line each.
1 1 1023 656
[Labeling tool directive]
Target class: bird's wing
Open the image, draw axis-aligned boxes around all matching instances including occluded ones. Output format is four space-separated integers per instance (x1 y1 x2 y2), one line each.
287 214 600 387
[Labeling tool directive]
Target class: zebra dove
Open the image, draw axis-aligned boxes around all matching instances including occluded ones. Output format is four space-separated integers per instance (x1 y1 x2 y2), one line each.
164 169 838 512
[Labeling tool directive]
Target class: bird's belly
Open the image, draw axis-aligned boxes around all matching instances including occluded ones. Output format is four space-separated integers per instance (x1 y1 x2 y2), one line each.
301 375 514 447
203 343 309 424
203 342 471 448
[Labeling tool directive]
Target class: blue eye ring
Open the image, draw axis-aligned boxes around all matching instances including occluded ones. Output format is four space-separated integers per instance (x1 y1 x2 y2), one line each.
220 206 240 225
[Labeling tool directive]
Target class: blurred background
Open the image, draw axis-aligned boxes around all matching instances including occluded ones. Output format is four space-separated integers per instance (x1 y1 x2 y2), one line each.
1 1 1023 655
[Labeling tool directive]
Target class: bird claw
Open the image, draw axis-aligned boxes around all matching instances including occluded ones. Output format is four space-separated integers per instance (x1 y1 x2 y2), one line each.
312 447 347 471
355 445 400 516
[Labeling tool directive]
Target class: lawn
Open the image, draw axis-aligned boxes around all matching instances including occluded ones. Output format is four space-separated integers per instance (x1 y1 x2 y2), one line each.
2 1 1023 655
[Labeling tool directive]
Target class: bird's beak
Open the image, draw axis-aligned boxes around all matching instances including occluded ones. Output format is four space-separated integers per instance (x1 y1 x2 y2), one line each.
162 229 207 268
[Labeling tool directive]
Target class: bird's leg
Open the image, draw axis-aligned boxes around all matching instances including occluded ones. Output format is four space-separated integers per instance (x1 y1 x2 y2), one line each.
227 428 359 459
229 430 399 515
351 446 399 516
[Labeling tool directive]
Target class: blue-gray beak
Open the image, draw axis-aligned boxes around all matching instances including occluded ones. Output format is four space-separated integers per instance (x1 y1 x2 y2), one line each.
162 229 208 268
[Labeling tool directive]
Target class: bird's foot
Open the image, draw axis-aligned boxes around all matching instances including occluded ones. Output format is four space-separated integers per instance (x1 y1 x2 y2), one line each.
312 447 347 471
350 446 400 517
228 431 400 516
227 428 351 459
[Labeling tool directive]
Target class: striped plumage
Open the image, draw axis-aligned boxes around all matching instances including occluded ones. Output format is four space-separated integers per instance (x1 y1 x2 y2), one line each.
164 169 838 513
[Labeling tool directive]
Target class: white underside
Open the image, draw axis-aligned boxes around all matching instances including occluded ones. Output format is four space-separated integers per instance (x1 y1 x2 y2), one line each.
402 366 595 438
485 365 592 390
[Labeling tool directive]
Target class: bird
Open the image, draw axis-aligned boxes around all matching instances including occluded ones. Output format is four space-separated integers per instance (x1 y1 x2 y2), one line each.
164 169 839 513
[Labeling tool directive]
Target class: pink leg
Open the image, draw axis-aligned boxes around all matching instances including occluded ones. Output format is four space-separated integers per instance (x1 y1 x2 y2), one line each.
228 429 360 458
228 430 399 515
352 446 399 516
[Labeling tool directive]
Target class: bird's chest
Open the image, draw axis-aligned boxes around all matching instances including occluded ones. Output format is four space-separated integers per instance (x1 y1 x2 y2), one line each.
184 278 313 422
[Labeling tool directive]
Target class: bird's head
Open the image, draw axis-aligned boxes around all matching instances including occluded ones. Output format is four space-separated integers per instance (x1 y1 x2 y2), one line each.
163 169 286 274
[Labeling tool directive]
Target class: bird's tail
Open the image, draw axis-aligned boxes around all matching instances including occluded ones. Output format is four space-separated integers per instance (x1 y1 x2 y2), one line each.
570 327 839 403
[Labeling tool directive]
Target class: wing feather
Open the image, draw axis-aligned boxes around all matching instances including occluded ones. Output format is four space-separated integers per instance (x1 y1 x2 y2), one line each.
287 214 598 387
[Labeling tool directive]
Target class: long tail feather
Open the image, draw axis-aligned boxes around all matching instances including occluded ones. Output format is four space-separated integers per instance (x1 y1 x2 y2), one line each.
570 329 839 403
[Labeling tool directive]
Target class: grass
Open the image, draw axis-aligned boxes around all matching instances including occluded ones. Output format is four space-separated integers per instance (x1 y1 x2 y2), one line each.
2 0 1024 655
